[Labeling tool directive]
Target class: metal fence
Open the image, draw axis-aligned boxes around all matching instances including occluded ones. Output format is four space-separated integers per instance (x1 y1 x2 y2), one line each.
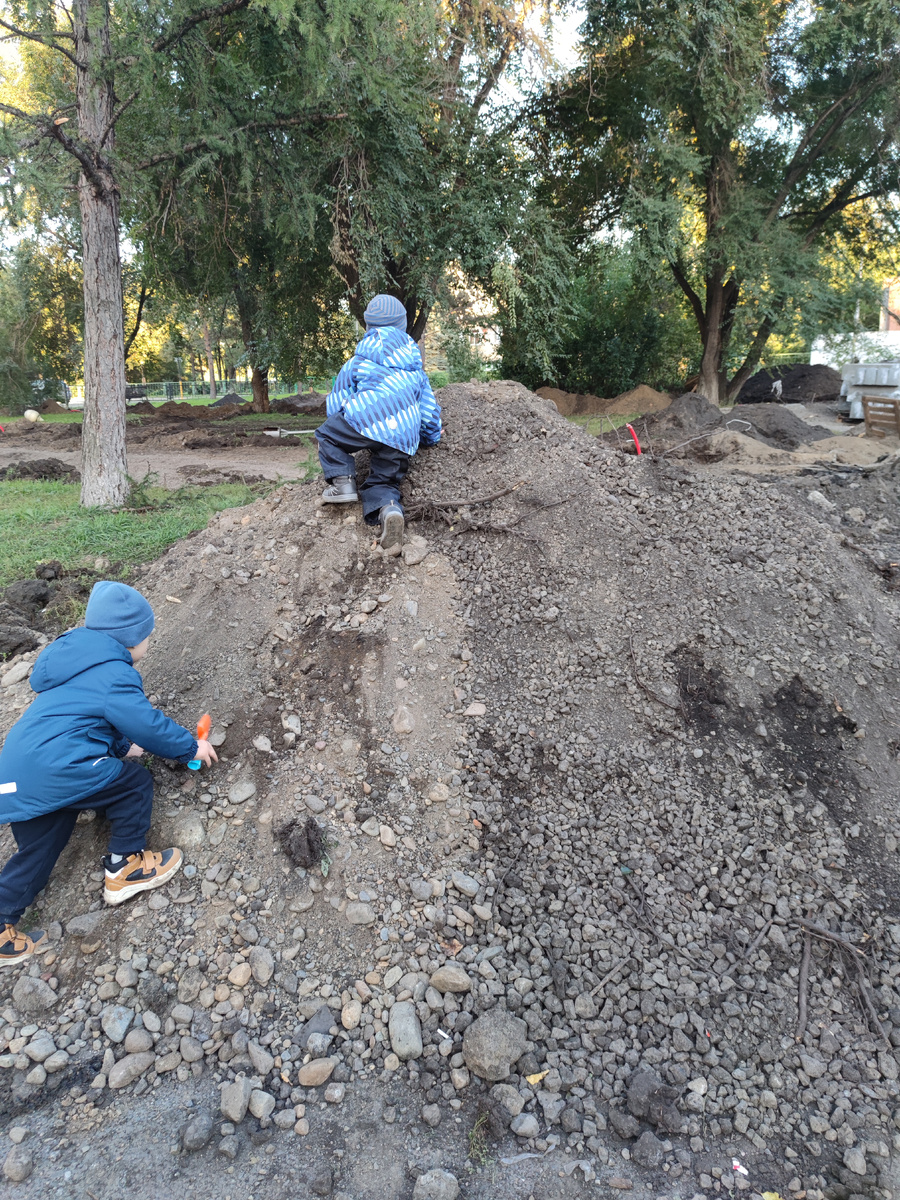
69 379 315 402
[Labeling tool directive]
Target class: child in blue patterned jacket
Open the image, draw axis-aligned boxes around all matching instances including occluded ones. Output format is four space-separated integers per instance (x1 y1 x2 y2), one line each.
316 294 442 554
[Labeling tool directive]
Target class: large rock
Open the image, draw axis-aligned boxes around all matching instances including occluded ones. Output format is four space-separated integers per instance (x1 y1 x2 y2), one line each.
298 1057 337 1087
249 1089 276 1120
632 1130 665 1167
626 1066 664 1117
249 946 274 984
66 912 104 938
2 1144 33 1182
248 1041 275 1076
137 973 169 1013
171 813 206 850
228 780 256 805
413 1169 460 1200
220 1077 254 1122
346 902 375 925
181 1110 214 1151
462 1011 527 1081
297 1004 335 1048
12 976 57 1016
108 1052 155 1089
429 964 472 994
101 1005 134 1044
511 1113 539 1138
177 966 205 1004
388 1001 423 1061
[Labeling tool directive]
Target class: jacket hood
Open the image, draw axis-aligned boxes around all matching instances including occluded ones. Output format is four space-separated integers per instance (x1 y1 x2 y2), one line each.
355 327 422 371
30 627 132 693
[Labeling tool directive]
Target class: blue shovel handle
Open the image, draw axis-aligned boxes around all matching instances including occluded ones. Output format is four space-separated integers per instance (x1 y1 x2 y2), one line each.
187 759 201 770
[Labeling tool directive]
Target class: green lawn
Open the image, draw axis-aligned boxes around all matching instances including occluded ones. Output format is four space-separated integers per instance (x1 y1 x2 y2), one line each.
0 478 270 591
31 409 325 430
567 412 643 436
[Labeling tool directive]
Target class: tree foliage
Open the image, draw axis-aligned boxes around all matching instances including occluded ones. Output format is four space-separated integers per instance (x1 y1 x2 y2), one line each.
538 0 900 402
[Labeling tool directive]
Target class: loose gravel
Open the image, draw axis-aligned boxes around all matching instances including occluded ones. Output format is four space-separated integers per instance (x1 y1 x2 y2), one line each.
0 379 899 1200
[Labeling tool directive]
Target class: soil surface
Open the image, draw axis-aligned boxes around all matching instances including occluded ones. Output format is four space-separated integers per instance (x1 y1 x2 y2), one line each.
1 380 900 1200
0 417 318 488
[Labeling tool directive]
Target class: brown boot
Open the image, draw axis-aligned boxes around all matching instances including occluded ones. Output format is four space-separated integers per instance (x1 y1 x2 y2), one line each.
0 924 48 967
103 848 183 907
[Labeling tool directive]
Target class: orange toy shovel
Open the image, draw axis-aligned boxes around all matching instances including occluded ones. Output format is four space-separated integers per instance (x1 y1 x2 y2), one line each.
187 713 211 770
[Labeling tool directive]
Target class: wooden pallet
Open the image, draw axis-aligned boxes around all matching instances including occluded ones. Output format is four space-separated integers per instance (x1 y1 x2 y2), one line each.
863 396 900 438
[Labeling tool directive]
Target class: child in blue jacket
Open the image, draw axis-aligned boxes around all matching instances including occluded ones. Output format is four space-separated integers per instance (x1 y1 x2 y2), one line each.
0 581 217 966
316 294 442 554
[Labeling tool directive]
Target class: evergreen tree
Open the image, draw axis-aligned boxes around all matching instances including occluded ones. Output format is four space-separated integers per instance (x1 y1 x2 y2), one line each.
540 0 900 403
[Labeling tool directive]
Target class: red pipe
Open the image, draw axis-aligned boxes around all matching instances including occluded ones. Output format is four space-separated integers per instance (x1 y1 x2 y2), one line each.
626 423 642 455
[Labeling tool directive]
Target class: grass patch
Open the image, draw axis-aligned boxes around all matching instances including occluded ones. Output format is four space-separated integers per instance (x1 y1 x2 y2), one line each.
568 412 643 436
0 478 271 590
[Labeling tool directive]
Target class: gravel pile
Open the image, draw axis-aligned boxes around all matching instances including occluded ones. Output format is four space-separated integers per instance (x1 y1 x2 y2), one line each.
0 379 899 1198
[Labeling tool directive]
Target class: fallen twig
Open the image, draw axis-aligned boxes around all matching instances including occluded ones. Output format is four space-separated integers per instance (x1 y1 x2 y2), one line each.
628 636 682 711
406 483 522 518
796 930 812 1040
852 957 891 1046
591 958 626 997
791 917 890 1046
739 918 773 963
793 917 866 956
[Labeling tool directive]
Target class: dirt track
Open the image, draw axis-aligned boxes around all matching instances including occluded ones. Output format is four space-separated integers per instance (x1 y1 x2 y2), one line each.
0 418 317 487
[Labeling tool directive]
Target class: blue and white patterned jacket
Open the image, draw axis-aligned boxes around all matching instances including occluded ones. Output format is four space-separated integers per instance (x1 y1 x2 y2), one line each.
326 327 442 457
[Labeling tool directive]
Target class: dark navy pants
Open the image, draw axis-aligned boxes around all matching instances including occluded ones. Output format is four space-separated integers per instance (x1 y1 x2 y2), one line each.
315 412 410 524
0 761 154 924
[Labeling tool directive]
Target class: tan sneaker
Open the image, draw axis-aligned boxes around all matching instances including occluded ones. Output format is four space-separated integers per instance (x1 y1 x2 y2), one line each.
0 924 48 967
103 848 183 907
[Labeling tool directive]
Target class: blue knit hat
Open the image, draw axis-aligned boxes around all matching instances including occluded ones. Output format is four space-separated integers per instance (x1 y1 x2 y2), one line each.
85 581 155 647
363 294 407 332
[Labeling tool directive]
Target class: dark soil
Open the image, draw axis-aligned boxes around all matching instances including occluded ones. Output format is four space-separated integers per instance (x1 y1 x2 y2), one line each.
736 363 843 404
622 393 833 454
0 456 80 481
0 563 120 659
277 815 326 868
730 402 834 449
210 392 248 408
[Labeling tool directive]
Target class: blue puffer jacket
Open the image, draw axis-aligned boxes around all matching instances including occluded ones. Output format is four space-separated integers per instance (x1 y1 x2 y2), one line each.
0 628 197 823
327 326 442 456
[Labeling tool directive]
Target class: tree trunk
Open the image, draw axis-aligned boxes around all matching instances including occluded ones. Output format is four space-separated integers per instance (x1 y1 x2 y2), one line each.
250 365 269 412
696 325 727 406
202 320 217 398
234 283 270 412
75 0 129 508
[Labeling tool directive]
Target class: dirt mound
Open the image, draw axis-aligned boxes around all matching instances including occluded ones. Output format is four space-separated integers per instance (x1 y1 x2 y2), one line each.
2 376 900 1186
0 456 80 481
630 393 834 455
152 400 221 419
737 362 843 404
40 400 69 414
210 391 248 408
128 400 157 414
634 391 723 442
731 401 834 449
605 383 672 415
537 383 671 418
271 393 328 416
536 386 606 416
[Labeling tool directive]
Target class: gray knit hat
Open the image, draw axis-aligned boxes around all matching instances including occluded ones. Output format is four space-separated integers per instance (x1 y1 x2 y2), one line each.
363 294 407 332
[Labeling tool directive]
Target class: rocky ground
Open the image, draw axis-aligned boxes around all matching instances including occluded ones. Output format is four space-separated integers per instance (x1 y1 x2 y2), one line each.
0 380 899 1200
